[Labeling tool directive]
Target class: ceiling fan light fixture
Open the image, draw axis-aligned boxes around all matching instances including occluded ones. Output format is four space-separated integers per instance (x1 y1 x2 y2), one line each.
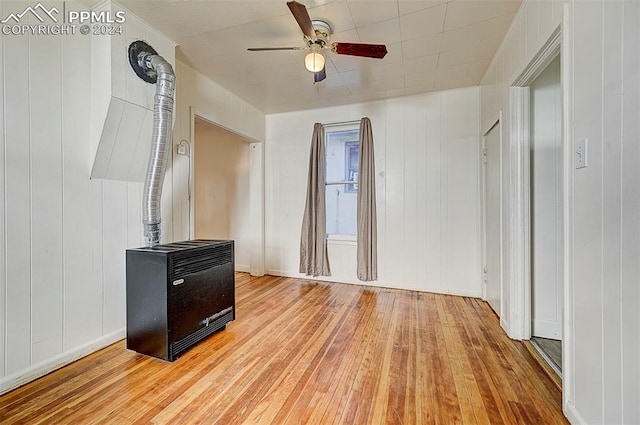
248 2 388 83
305 51 325 72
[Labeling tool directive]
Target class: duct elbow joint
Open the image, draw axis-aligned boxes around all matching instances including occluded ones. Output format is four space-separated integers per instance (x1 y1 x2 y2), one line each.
128 40 175 86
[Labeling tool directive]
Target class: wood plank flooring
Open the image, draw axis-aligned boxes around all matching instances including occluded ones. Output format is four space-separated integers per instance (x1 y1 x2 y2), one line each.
0 274 567 424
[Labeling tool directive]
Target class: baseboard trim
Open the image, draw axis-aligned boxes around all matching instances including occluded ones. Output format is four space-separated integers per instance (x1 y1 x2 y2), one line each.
564 401 587 425
235 264 250 273
266 269 482 298
0 328 125 396
500 316 513 339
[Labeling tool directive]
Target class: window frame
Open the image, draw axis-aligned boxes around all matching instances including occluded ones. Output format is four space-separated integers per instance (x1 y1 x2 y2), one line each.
324 125 360 241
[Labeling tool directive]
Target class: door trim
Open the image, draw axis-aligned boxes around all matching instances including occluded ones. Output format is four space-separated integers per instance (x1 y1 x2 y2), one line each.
508 86 531 340
481 114 504 324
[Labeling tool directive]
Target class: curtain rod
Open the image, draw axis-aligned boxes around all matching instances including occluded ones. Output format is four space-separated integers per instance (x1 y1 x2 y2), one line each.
322 119 361 128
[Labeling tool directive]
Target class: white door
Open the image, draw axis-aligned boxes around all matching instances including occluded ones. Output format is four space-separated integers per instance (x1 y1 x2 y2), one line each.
530 56 563 339
484 123 501 316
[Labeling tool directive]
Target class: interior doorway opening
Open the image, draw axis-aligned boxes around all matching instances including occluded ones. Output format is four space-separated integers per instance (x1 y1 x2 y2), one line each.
529 55 563 375
193 116 252 272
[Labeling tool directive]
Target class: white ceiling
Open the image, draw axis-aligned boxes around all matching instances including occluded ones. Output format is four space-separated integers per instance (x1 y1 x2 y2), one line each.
119 0 522 113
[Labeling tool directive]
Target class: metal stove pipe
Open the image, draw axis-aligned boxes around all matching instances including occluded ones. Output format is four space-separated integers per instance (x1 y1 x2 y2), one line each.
128 41 175 246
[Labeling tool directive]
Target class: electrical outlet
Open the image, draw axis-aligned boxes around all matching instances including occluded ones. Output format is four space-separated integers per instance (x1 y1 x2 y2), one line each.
575 139 588 169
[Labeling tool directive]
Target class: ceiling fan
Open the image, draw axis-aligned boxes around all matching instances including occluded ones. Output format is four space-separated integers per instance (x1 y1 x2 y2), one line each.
248 1 388 83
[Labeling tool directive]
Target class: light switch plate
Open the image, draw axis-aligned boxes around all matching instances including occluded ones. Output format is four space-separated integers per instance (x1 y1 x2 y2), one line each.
575 139 588 169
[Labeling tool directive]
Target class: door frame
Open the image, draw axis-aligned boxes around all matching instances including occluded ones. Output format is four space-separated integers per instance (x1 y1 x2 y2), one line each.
509 26 562 341
481 113 504 324
497 8 574 415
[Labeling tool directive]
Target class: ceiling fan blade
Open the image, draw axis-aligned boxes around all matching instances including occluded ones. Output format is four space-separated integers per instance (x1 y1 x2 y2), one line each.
248 47 306 51
314 67 326 83
287 1 315 38
331 42 388 59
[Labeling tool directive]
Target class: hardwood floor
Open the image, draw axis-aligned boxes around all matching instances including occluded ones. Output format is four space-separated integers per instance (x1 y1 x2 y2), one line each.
0 274 567 424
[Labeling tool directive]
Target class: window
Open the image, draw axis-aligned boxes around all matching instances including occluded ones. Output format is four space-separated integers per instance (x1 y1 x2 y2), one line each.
325 127 359 237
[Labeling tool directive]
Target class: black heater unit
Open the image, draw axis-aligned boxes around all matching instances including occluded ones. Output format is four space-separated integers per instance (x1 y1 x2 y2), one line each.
126 239 235 361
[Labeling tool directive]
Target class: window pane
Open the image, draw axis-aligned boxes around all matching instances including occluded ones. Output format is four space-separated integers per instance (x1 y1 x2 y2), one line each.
345 141 359 192
325 128 359 237
325 185 357 236
326 129 359 185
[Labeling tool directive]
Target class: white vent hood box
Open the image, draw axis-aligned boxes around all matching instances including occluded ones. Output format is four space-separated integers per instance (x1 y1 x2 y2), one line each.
90 0 176 182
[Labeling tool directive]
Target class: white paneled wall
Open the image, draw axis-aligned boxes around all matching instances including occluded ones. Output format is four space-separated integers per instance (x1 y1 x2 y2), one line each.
30 23 64 365
480 0 640 423
0 0 5 381
90 1 175 185
265 88 481 296
0 1 265 394
3 0 31 375
567 1 640 423
0 0 132 392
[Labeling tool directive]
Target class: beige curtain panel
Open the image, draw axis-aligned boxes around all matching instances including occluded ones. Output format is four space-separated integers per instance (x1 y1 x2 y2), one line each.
357 117 377 281
299 123 331 277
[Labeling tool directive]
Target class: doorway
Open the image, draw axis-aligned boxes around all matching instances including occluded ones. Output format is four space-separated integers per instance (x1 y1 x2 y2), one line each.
529 56 563 374
482 119 502 318
193 117 251 272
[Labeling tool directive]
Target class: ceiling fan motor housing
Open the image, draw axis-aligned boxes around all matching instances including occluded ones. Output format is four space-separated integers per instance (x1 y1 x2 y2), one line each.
309 20 332 46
